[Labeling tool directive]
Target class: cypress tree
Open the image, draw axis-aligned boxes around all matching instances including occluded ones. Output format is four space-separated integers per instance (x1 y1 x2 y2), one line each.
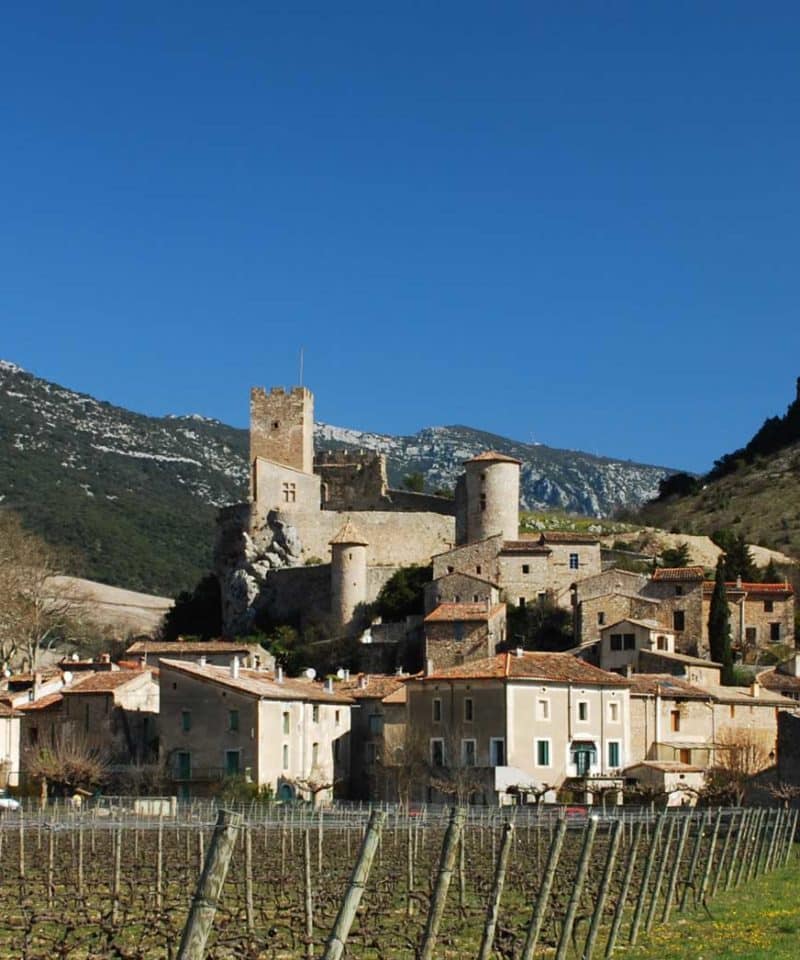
708 556 734 684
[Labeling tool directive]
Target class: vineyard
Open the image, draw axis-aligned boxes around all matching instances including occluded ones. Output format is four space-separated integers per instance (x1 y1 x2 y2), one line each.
0 801 796 959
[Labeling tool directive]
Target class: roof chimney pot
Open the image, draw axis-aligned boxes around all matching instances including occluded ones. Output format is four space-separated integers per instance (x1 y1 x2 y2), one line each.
230 656 240 680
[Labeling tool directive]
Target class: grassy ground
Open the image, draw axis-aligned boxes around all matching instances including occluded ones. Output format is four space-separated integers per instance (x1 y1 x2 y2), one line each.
623 862 800 960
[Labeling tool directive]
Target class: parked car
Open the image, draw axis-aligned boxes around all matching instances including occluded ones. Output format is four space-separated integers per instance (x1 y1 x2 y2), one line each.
0 791 20 811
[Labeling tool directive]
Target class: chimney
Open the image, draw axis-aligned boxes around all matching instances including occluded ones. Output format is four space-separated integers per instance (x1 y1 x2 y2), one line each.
138 656 147 671
395 666 404 676
253 654 260 670
199 655 207 668
344 668 350 681
100 653 111 664
324 677 334 694
515 647 524 658
33 671 42 700
426 658 434 676
358 674 368 690
751 681 760 699
230 656 240 680
276 666 284 684
736 574 742 589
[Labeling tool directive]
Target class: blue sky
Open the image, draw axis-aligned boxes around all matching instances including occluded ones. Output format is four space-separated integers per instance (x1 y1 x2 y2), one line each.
3 2 800 473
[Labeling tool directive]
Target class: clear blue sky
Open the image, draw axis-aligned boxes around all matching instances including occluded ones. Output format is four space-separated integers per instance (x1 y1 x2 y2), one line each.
3 2 799 473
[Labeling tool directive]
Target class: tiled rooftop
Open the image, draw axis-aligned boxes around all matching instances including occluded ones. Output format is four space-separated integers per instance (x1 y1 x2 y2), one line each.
422 650 629 685
63 671 148 694
651 566 706 582
127 639 261 655
424 603 505 623
464 451 522 465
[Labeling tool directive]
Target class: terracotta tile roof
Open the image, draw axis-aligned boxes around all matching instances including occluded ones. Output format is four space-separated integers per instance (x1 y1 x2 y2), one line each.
159 659 355 705
336 674 409 700
627 760 705 774
585 591 659 604
537 532 600 545
424 603 505 623
432 571 501 588
464 451 522 465
421 651 629 685
757 668 800 694
638 649 721 668
501 541 551 554
127 640 261 655
329 519 369 546
703 683 795 706
628 675 710 699
18 692 64 712
651 566 706 582
63 671 148 694
601 618 667 632
702 581 793 596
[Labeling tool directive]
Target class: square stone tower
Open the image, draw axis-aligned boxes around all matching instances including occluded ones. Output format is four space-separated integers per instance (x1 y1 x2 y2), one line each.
249 386 314 494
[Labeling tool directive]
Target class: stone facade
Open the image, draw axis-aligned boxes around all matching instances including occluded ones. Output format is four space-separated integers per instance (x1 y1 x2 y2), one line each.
423 603 506 672
424 572 500 613
159 659 352 803
702 581 795 655
575 593 661 646
250 387 314 486
459 453 521 545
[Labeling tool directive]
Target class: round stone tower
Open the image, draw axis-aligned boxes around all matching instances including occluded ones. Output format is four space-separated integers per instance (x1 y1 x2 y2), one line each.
464 451 521 544
329 520 369 633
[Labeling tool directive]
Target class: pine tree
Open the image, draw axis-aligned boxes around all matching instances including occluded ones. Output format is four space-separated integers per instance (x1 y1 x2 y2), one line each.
708 557 734 684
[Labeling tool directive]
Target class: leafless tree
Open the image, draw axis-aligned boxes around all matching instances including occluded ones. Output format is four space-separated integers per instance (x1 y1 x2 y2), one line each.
0 513 88 670
25 727 110 797
766 780 800 808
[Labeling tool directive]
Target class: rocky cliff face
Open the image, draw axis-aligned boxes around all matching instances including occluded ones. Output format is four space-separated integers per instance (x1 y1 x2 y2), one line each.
0 360 675 595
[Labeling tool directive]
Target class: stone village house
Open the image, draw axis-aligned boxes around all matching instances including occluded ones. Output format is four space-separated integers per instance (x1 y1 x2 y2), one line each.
158 658 353 804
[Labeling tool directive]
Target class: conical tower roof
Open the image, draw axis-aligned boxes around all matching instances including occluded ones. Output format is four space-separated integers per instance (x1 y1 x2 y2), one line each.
329 519 369 546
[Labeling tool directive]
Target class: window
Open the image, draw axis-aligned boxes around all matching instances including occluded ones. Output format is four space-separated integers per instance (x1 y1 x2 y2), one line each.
537 698 550 721
608 701 619 723
432 698 442 723
571 741 596 775
522 564 530 575
28 726 38 746
181 710 191 732
281 481 296 503
490 738 506 766
745 626 757 644
335 710 340 725
679 748 691 764
333 739 340 763
282 744 289 769
623 634 636 650
577 701 589 722
476 565 482 575
454 621 464 642
228 709 239 732
519 597 526 608
282 711 290 735
473 594 479 602
430 738 445 767
366 743 377 764
271 420 280 430
462 739 476 766
610 634 623 651
764 599 774 613
656 636 668 651
480 494 487 512
670 710 680 732
312 704 320 723
607 741 620 768
730 704 736 719
368 713 384 735
464 698 474 722
770 622 781 643
225 750 240 776
597 611 605 626
536 739 551 766
177 751 191 779
312 742 319 767
673 610 685 632
675 585 684 597
447 565 454 574
569 553 579 570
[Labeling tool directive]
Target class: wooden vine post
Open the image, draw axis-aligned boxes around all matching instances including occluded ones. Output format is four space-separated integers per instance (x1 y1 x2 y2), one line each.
321 808 386 960
477 819 515 960
419 806 467 960
176 809 242 960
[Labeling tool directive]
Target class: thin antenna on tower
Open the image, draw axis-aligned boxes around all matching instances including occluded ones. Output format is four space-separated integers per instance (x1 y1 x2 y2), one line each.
299 346 305 386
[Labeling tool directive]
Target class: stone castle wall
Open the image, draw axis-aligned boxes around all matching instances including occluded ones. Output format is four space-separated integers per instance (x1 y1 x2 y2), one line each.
250 387 314 480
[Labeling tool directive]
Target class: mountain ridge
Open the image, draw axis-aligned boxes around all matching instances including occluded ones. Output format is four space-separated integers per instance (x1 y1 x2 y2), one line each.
0 361 674 596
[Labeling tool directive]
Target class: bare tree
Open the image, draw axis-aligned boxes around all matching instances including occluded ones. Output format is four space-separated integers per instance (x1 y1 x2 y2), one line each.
0 513 87 670
766 780 800 809
696 728 771 806
25 727 110 797
379 726 432 807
